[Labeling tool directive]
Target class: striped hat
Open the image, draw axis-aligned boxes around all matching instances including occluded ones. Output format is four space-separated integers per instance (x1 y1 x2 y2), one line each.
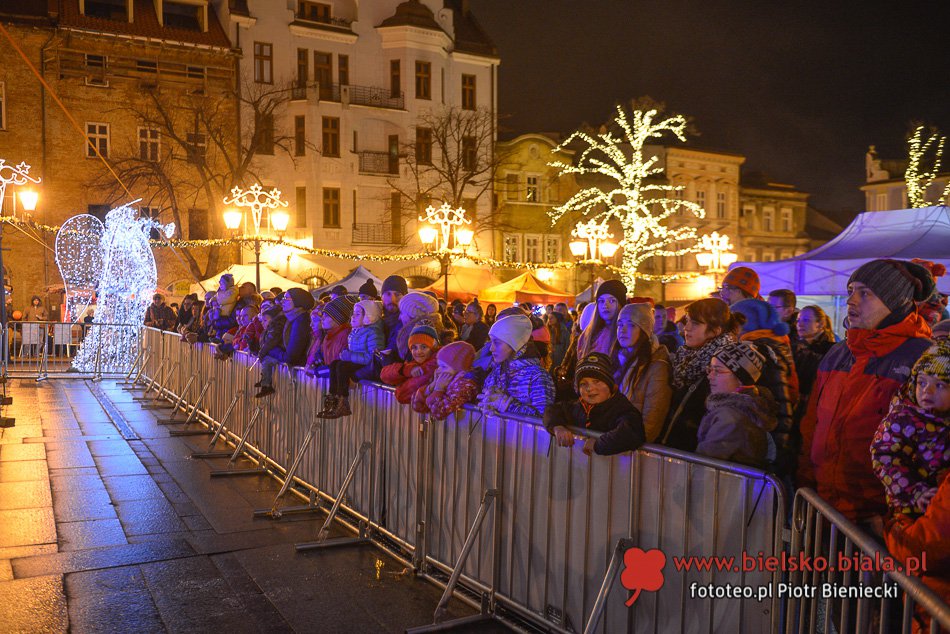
324 294 357 326
713 342 765 386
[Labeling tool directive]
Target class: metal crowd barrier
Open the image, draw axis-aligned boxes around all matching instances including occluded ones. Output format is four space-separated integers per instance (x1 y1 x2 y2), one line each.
132 327 798 633
788 488 950 634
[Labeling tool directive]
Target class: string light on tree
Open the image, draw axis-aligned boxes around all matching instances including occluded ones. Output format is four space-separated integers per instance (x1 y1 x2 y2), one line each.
550 106 706 292
905 125 949 208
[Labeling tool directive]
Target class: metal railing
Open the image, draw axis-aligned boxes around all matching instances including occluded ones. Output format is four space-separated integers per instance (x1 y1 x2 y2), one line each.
345 84 405 110
788 488 950 634
2 321 144 379
351 223 396 245
358 151 399 175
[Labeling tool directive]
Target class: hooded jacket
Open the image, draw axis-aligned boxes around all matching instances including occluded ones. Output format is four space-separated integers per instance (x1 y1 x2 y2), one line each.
412 370 480 420
257 314 287 360
696 387 778 469
482 344 555 417
793 332 835 407
341 321 386 366
616 342 673 443
798 312 933 522
543 391 646 456
381 356 439 404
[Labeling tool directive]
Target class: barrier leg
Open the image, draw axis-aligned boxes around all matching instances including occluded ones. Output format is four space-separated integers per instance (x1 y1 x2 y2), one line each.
123 350 151 389
133 357 168 398
406 489 499 633
295 441 372 550
582 538 634 634
153 374 195 419
119 345 145 385
136 361 179 408
209 406 268 477
168 377 215 435
254 417 323 519
192 390 244 459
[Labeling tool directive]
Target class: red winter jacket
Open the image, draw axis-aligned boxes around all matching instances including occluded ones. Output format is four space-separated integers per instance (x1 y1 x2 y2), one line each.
798 312 932 522
381 357 438 404
884 472 950 633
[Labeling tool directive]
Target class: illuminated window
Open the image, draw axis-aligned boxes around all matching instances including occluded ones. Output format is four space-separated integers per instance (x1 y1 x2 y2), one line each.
525 175 539 202
544 235 561 262
503 233 522 262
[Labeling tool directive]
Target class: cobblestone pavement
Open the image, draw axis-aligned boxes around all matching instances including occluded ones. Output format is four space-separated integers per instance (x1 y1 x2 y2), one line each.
0 378 504 633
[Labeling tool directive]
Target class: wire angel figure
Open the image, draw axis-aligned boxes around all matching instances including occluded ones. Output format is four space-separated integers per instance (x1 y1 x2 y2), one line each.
55 202 174 373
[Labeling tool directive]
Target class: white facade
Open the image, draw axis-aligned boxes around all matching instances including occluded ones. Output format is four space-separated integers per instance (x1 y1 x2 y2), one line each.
213 0 499 283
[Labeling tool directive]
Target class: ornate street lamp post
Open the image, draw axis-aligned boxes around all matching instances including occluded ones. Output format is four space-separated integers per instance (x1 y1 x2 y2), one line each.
417 202 473 299
568 219 618 296
695 231 738 289
222 184 289 290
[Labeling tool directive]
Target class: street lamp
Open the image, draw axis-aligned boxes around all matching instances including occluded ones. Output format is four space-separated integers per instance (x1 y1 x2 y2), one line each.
222 184 289 290
19 189 38 213
570 219 618 295
695 231 738 288
417 202 473 299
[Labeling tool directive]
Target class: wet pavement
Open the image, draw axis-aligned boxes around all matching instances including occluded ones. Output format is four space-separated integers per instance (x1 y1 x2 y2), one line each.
0 379 506 633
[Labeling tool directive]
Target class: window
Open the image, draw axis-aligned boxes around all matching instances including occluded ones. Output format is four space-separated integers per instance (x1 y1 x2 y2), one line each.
87 204 111 221
390 60 400 98
294 116 306 156
138 127 160 161
255 113 274 154
163 1 203 30
322 116 340 157
391 192 402 243
298 0 331 22
188 208 208 239
525 175 539 202
875 193 887 211
461 135 476 171
322 187 340 227
338 54 349 86
295 186 307 228
415 127 432 165
253 42 273 84
85 122 109 158
763 206 775 232
503 234 522 262
544 235 561 263
313 51 332 87
296 49 309 86
186 132 207 159
85 54 106 72
505 173 518 200
762 251 775 262
780 207 793 233
136 60 157 73
461 74 476 110
696 189 706 210
0 82 5 130
525 234 541 262
716 192 726 218
84 0 127 20
415 61 431 99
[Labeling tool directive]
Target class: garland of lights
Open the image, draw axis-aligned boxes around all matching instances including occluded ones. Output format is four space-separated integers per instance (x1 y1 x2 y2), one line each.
549 106 707 293
905 125 950 208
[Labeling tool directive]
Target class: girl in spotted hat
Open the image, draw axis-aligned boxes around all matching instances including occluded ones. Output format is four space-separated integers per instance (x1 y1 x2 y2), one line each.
872 339 950 518
412 341 479 420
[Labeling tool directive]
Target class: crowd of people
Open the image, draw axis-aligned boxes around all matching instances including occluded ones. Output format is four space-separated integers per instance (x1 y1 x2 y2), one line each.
148 260 950 620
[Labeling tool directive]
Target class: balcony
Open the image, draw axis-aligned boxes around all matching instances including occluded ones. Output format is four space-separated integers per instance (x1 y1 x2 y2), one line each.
289 13 357 43
344 84 405 110
289 81 340 102
358 151 399 176
352 223 400 245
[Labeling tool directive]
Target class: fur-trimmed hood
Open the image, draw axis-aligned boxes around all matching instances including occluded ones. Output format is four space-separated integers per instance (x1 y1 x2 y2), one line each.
705 387 778 432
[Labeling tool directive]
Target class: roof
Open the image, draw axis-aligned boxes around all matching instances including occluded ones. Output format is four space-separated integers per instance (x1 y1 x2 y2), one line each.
445 0 497 57
378 0 444 32
478 272 575 306
0 0 50 20
58 0 232 49
741 171 808 194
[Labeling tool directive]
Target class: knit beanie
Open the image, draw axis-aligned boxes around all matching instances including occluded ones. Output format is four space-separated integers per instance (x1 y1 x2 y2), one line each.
713 342 766 386
496 307 524 319
381 275 409 296
408 324 438 349
574 352 616 392
437 341 476 372
263 304 282 318
933 319 950 339
596 279 627 306
847 259 936 313
331 285 348 297
618 303 657 347
489 314 533 353
356 299 382 325
285 287 316 311
731 299 789 336
912 339 950 388
399 291 439 317
324 294 357 326
578 303 597 331
722 266 761 298
359 279 378 298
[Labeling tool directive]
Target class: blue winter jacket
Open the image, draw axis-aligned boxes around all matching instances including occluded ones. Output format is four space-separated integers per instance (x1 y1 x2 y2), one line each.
340 321 386 366
482 346 555 418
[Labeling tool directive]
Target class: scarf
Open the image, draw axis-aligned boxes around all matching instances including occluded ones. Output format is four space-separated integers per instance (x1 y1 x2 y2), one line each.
672 331 736 390
282 306 308 323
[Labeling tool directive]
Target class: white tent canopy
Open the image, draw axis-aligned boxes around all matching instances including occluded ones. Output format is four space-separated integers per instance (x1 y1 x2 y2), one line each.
310 265 383 296
190 264 307 297
733 206 950 296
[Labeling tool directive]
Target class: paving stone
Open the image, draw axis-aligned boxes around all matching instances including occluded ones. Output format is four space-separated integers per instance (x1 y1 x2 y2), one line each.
49 473 107 493
0 480 52 510
57 519 128 551
0 544 58 560
52 487 117 522
93 454 148 477
0 443 46 462
0 574 68 633
115 498 185 536
67 586 166 634
0 508 57 548
0 559 12 581
88 439 136 457
0 460 49 483
12 538 196 579
45 444 97 469
103 475 166 502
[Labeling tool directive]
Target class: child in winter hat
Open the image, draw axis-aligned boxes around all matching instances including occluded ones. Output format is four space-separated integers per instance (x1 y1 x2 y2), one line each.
413 341 479 419
398 291 439 323
381 324 440 404
720 267 761 304
310 295 356 371
694 342 778 469
872 339 950 517
359 279 379 300
544 352 646 456
487 314 533 358
479 314 555 416
318 298 385 418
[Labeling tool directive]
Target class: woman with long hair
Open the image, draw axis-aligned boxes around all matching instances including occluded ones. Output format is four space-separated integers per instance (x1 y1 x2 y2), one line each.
612 303 672 441
576 280 626 358
484 303 497 326
660 298 739 451
792 305 836 420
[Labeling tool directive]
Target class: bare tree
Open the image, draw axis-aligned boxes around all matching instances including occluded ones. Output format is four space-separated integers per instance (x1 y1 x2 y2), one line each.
90 79 300 279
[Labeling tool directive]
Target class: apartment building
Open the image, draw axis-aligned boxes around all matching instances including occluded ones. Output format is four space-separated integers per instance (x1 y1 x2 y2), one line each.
862 145 949 211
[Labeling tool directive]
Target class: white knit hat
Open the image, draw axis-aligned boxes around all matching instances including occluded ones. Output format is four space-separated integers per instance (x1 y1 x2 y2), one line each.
398 291 439 318
356 299 382 325
489 315 533 353
579 303 597 331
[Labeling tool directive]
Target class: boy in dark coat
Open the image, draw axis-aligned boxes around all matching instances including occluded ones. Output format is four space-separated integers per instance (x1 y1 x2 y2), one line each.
543 352 646 456
255 288 314 398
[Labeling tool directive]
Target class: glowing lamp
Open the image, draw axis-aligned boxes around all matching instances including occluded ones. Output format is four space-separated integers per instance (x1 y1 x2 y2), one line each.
536 268 554 282
456 228 474 247
569 240 588 258
223 208 242 231
271 210 290 233
695 252 713 269
598 241 619 259
19 189 38 212
418 225 438 248
721 252 738 267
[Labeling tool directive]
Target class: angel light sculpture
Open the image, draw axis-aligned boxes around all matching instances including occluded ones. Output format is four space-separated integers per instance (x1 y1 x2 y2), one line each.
55 202 174 373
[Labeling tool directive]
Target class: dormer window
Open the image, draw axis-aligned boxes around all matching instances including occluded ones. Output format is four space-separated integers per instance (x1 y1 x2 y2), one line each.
298 1 332 23
163 1 206 31
83 0 130 21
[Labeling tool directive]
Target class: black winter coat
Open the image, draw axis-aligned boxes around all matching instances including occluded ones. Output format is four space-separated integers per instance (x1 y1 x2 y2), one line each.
264 311 312 367
543 391 646 456
660 378 710 452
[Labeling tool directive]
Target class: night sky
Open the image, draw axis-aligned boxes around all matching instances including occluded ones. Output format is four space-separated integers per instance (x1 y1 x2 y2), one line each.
474 1 949 221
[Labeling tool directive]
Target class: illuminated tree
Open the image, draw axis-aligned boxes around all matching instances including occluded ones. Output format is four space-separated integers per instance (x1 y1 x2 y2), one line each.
549 105 705 293
905 125 950 208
